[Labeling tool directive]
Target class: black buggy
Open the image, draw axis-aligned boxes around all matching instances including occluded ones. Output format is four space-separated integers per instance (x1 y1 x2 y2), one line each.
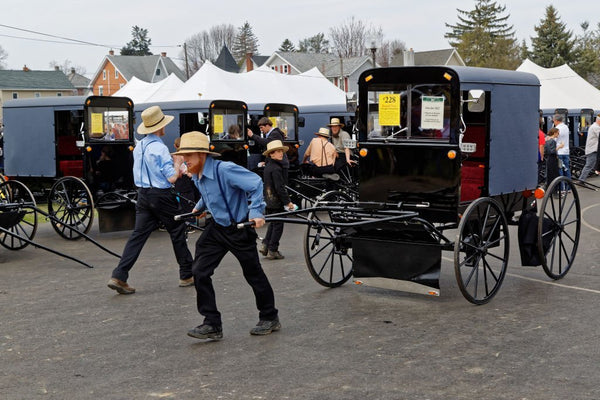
261 66 581 304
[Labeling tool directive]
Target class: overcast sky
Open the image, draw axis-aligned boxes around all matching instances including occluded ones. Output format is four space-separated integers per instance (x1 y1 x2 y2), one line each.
1 0 595 77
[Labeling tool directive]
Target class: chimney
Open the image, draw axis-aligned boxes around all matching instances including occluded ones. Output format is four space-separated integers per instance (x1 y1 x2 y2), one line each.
245 52 253 72
54 66 60 71
403 48 415 66
161 52 167 57
71 68 76 74
23 65 30 72
109 49 114 56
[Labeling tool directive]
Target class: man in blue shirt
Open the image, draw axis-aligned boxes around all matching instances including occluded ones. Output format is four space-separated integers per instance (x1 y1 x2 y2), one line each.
173 131 280 340
108 106 194 295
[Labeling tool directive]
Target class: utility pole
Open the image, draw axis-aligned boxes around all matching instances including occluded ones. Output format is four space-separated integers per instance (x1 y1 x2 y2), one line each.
183 42 190 80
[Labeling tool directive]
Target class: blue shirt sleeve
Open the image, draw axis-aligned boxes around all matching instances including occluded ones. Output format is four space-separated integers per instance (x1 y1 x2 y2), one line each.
221 162 265 220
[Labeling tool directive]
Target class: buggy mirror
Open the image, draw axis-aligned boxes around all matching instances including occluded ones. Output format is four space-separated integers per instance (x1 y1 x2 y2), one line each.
467 90 485 113
197 112 205 125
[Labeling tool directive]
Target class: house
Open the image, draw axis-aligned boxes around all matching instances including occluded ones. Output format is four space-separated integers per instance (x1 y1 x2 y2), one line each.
66 68 92 96
391 48 465 67
239 53 269 73
263 51 375 95
89 50 186 96
213 45 239 73
0 66 75 123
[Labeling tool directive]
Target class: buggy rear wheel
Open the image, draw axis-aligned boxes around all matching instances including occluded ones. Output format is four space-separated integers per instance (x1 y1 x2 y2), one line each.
537 177 581 279
0 180 38 250
48 177 94 240
304 190 354 287
454 197 509 305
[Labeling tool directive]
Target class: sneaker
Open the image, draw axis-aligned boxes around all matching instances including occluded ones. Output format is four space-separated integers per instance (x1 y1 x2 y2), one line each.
179 277 194 287
322 173 340 181
187 324 223 340
250 319 281 335
107 278 136 294
259 244 268 256
266 250 285 260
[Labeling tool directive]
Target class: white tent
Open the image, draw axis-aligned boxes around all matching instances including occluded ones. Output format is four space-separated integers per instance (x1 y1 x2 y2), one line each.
162 61 347 106
114 73 184 104
517 59 600 110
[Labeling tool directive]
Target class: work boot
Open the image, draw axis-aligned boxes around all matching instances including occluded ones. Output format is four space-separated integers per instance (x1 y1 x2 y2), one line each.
266 250 284 260
250 319 281 335
107 278 136 294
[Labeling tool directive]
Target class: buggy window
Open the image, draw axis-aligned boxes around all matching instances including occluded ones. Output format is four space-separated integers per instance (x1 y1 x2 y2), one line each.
366 83 451 141
210 107 245 141
264 112 296 141
87 107 130 141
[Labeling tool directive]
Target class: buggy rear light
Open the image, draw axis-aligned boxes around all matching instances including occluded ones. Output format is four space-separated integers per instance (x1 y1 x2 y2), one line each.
86 146 92 152
359 148 368 157
534 187 545 199
447 150 456 159
243 144 249 149
128 146 134 151
210 145 215 150
295 144 299 148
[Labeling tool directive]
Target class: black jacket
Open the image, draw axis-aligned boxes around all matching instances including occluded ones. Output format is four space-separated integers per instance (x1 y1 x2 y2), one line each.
263 158 291 210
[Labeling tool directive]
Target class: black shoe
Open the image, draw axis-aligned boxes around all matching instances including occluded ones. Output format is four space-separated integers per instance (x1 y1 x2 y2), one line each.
266 250 284 260
187 324 223 340
250 318 281 335
259 244 268 256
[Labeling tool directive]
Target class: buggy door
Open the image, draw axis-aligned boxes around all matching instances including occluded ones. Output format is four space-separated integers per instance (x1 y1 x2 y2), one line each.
208 100 248 167
263 103 300 170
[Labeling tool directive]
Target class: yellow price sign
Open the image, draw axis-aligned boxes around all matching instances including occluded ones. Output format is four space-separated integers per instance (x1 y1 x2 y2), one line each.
213 114 224 133
379 94 400 126
269 117 277 128
91 113 104 135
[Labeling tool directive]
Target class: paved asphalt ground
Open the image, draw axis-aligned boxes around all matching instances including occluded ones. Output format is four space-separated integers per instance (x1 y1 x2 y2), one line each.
1 181 600 399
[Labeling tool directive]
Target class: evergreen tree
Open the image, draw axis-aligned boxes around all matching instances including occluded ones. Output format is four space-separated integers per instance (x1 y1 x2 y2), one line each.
232 21 259 63
445 0 520 68
121 26 153 56
297 33 330 53
279 39 296 52
571 21 600 87
530 6 576 67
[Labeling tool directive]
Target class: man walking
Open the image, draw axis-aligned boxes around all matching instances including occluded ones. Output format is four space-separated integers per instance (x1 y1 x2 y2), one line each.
553 114 571 187
578 113 600 181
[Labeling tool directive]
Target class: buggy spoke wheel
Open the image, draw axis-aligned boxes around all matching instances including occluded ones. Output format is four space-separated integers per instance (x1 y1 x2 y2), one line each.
0 180 38 250
304 191 354 287
454 197 509 304
537 177 580 279
48 177 94 240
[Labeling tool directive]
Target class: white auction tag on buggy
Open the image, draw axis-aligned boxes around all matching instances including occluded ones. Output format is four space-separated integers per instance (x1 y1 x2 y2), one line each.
342 139 357 149
421 96 444 130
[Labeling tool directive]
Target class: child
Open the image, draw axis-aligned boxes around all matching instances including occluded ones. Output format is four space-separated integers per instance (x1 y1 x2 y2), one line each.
544 127 564 186
261 140 294 260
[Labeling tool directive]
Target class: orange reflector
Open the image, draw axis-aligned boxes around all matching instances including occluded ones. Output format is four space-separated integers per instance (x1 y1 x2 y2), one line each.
295 144 299 148
86 99 91 105
523 189 532 198
443 72 452 81
128 146 134 151
86 146 92 152
243 144 249 149
534 187 545 199
354 280 363 285
365 75 373 82
478 164 485 168
265 106 270 110
428 291 438 296
210 145 215 150
242 104 247 109
359 148 368 157
447 150 456 159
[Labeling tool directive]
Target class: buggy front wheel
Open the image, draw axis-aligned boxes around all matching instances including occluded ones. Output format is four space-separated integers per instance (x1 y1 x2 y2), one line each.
48 177 94 239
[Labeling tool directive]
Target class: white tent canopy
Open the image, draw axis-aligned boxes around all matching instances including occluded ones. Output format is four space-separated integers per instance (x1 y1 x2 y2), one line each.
517 59 600 110
114 73 184 104
161 61 347 106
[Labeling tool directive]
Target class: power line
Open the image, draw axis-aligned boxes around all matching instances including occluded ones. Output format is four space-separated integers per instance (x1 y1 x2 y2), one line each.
0 33 91 45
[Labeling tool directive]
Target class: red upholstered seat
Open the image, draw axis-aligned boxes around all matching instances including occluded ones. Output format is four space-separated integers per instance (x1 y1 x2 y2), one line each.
59 160 83 177
460 161 484 202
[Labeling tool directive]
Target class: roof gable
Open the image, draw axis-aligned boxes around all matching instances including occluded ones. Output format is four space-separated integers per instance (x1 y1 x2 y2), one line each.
0 70 75 90
391 49 465 67
92 55 186 84
214 45 240 73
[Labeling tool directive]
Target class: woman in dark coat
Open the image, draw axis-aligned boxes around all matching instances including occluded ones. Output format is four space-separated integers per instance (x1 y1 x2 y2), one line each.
544 127 564 186
260 140 294 260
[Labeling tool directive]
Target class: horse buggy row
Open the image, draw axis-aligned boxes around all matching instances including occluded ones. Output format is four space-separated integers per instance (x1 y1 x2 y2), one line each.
1 65 585 304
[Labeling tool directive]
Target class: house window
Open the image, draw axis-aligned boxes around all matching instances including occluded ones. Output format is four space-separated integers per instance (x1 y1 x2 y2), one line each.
34 92 41 98
156 68 161 76
99 86 104 96
57 92 62 97
283 65 288 74
271 66 276 71
103 70 106 80
12 92 18 99
115 70 119 79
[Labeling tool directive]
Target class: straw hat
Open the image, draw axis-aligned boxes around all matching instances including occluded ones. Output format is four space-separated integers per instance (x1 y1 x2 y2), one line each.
262 140 289 156
327 117 345 128
137 106 174 134
315 127 330 138
171 131 221 156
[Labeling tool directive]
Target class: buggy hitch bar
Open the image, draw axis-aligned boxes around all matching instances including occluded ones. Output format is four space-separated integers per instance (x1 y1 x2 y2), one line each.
0 226 94 268
33 206 121 258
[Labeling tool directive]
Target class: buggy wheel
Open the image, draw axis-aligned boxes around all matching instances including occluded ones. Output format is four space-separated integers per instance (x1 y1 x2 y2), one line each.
537 177 581 279
48 177 94 240
454 197 509 305
304 190 354 287
0 180 38 250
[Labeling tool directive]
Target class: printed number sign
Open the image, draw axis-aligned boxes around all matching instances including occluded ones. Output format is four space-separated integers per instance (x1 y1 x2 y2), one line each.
91 113 104 135
213 114 224 133
379 94 400 126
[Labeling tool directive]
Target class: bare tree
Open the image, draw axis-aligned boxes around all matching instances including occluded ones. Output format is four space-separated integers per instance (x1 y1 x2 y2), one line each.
49 59 86 75
329 16 369 58
378 39 406 67
0 45 7 69
182 24 236 74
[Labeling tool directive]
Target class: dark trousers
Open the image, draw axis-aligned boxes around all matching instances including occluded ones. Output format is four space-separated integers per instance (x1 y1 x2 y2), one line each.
111 188 193 282
263 207 284 251
192 220 278 326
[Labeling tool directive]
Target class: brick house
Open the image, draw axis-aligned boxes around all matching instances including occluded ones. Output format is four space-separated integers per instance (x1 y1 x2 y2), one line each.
89 50 186 96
